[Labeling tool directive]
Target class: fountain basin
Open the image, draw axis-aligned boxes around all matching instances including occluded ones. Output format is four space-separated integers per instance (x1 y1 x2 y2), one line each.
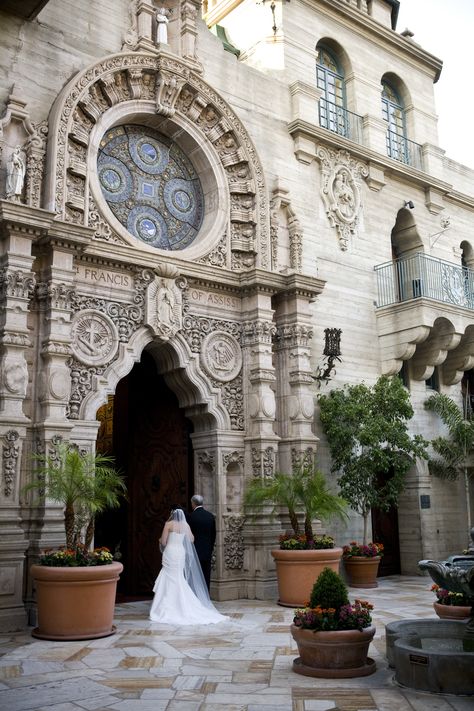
387 620 474 695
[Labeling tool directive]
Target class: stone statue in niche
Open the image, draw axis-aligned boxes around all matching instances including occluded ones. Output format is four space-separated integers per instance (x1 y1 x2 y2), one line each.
156 7 170 44
157 282 175 326
333 169 355 219
6 145 26 201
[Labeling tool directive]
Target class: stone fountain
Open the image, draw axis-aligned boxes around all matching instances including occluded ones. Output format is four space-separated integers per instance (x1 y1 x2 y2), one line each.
386 529 474 695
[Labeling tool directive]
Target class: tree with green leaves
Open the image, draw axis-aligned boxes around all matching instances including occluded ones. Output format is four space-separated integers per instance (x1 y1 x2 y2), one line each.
243 462 347 541
424 392 474 538
319 375 428 544
24 441 127 549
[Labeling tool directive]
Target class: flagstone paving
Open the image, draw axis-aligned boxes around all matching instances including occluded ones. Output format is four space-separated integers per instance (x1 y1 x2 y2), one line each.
1 576 473 711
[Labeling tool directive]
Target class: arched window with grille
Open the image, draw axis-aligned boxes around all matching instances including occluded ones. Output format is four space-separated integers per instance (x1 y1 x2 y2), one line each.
316 45 348 137
382 80 408 163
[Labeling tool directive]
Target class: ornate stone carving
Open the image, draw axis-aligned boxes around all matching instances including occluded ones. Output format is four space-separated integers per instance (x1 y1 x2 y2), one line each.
223 450 244 469
197 450 215 474
25 120 48 208
2 430 19 497
71 309 119 366
47 52 268 268
218 375 244 430
241 319 276 346
316 146 368 250
273 324 313 350
269 181 303 273
197 233 228 268
3 361 28 396
0 268 36 300
251 446 276 477
201 331 242 382
156 69 185 116
35 281 75 310
89 195 125 244
144 275 184 340
67 361 107 419
291 447 315 469
122 0 139 50
71 292 143 343
223 514 245 570
182 315 241 353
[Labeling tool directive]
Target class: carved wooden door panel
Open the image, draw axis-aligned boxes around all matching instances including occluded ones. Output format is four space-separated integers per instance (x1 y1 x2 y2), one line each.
96 351 193 597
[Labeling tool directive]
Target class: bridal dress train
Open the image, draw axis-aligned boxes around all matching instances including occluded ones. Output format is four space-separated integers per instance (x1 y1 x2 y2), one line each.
149 531 226 625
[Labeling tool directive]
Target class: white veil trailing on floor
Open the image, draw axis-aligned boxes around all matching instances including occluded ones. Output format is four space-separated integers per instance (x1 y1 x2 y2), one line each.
170 508 216 610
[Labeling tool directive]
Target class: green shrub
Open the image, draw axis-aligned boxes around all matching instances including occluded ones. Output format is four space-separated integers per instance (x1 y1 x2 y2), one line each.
309 567 349 610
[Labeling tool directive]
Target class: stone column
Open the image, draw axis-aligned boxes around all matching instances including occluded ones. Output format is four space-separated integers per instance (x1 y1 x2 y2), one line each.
273 275 324 474
0 201 50 631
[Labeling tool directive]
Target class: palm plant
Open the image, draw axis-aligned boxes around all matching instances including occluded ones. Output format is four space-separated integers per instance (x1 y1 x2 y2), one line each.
24 441 126 549
244 463 347 541
424 392 474 537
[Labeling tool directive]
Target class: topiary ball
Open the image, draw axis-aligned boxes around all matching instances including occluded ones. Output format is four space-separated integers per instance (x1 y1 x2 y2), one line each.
309 566 349 610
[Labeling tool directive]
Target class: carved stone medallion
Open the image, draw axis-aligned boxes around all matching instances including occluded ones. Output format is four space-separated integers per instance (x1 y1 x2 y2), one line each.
200 331 242 382
71 309 119 366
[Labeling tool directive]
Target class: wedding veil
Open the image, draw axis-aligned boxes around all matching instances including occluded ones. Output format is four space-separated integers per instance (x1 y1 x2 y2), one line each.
170 508 215 610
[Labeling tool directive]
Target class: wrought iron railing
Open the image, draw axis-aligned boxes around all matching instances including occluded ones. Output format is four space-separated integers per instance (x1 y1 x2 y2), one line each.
374 253 474 309
386 129 423 170
319 99 363 144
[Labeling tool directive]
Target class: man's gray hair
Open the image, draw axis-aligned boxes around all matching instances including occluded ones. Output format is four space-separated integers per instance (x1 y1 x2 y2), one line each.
191 494 203 506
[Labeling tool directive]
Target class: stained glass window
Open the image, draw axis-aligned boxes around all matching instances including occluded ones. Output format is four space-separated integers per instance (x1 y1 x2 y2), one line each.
98 125 204 250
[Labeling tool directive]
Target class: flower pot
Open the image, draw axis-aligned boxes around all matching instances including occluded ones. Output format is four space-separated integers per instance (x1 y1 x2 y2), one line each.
31 562 123 640
433 601 472 620
271 548 343 607
343 556 380 588
291 624 376 678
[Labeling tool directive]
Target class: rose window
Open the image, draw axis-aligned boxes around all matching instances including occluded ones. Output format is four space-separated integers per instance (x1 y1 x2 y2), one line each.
97 125 204 250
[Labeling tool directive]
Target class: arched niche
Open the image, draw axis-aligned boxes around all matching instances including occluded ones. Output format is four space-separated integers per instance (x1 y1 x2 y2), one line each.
391 206 424 259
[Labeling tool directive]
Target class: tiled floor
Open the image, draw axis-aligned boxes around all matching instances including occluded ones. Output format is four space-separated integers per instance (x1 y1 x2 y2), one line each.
1 576 473 711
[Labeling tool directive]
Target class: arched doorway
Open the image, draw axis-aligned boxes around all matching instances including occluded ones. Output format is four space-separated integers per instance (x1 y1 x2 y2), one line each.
95 349 194 598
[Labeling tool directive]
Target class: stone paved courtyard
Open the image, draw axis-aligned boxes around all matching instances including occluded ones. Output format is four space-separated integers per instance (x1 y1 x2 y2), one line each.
0 575 473 711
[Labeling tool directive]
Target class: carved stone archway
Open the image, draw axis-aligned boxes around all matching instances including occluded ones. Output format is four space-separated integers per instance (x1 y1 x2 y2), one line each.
44 51 269 270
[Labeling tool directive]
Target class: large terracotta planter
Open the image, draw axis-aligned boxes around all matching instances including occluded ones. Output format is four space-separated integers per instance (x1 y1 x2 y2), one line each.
31 562 123 640
291 624 376 678
271 548 343 607
343 556 380 588
433 601 472 620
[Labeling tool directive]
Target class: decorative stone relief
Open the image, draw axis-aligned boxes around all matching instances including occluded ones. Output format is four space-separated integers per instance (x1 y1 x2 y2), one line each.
197 450 215 475
35 281 75 310
182 315 241 353
201 332 242 382
67 361 107 419
2 430 19 497
88 195 125 245
46 52 268 269
291 447 315 469
122 0 140 50
197 233 228 268
217 375 244 430
316 146 368 250
223 514 245 570
0 268 36 300
25 120 48 208
71 309 119 366
269 181 303 273
71 293 143 343
251 446 275 477
223 450 244 469
3 361 28 397
144 275 184 340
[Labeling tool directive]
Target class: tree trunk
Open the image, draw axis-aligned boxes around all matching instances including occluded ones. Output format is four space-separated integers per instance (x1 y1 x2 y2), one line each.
64 504 75 548
363 510 370 545
289 508 300 536
85 519 95 549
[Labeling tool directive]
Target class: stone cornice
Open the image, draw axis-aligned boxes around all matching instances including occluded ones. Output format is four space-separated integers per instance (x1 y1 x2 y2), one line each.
288 118 453 193
301 0 442 82
0 201 53 239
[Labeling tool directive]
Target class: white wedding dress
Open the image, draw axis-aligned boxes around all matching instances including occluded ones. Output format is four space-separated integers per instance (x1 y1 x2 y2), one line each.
149 531 226 625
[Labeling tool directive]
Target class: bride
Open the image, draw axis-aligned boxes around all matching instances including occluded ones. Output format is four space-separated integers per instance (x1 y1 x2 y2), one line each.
149 507 227 625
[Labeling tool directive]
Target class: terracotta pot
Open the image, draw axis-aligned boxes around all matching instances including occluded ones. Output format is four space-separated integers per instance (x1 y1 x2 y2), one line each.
31 562 123 641
271 548 343 607
433 601 472 620
291 623 376 678
343 556 380 588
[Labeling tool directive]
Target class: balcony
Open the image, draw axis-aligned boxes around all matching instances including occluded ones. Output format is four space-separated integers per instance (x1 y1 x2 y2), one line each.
319 99 363 145
386 130 423 171
375 253 474 310
374 253 474 380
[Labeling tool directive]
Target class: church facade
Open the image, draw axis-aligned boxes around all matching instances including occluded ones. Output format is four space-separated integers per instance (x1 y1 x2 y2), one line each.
0 0 473 631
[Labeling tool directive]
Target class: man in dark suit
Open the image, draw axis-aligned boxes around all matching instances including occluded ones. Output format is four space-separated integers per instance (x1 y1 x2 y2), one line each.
188 494 216 592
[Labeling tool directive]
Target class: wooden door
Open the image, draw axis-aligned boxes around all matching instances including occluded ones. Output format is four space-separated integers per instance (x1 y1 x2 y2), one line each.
95 350 193 597
371 504 401 576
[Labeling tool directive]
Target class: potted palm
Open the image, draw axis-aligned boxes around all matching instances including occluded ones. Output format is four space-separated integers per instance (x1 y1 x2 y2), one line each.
244 462 347 606
291 567 376 678
319 375 427 587
24 441 126 641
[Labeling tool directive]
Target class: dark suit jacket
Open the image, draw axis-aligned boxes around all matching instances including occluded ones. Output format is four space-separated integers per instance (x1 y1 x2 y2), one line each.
188 507 216 562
